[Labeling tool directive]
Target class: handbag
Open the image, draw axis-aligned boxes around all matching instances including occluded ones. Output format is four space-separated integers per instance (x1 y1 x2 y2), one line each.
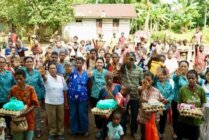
10 117 28 132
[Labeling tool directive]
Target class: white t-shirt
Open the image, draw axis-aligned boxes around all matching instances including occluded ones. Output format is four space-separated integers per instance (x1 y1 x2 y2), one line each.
45 74 68 105
164 58 178 74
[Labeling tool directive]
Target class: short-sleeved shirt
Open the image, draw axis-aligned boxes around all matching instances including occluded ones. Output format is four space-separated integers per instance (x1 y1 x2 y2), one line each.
45 74 68 105
91 69 108 99
52 46 69 55
138 87 164 124
121 65 143 100
99 84 121 100
9 85 40 130
107 122 124 140
23 67 45 100
172 74 188 102
154 79 174 110
5 47 11 56
0 70 15 103
57 63 65 76
178 85 206 126
195 50 206 71
68 69 89 102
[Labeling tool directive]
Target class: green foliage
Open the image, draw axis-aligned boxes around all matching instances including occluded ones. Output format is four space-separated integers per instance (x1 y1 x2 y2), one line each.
132 0 202 33
0 0 74 31
150 27 209 43
0 0 208 39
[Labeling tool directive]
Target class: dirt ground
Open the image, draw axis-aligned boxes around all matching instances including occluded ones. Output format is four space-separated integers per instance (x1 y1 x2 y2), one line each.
33 111 173 140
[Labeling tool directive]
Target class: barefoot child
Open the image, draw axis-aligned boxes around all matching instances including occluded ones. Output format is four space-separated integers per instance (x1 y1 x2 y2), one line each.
107 112 124 140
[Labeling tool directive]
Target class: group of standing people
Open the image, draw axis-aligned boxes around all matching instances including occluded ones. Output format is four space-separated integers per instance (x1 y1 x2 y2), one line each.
0 28 208 140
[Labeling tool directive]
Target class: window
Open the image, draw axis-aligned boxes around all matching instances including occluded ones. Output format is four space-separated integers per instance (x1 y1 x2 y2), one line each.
75 19 82 23
113 19 119 33
96 19 102 33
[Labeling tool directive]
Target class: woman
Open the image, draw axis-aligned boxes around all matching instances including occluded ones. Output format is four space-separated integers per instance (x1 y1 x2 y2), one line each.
22 56 45 138
0 56 16 104
88 57 108 139
108 53 121 84
177 70 206 140
154 67 174 139
9 69 39 140
0 56 15 139
43 62 68 140
172 60 189 139
67 57 89 136
98 72 121 140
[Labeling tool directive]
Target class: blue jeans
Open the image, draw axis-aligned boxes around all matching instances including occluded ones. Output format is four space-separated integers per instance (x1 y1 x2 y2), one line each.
69 101 88 134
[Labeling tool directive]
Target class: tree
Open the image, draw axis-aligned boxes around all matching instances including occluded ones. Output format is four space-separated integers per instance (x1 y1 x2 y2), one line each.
0 0 74 35
171 0 200 31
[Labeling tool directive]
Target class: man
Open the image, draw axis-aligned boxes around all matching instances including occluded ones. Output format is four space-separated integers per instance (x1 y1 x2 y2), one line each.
119 32 126 48
110 33 118 53
50 51 64 76
59 51 67 74
7 47 19 61
192 26 202 45
86 49 97 70
5 40 14 56
120 52 143 138
195 44 206 71
52 41 69 56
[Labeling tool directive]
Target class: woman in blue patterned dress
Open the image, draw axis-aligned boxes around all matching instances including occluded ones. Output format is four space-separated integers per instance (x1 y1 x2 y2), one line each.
67 57 89 136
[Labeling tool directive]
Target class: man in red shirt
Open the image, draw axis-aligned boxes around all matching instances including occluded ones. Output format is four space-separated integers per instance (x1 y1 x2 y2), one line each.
119 32 126 48
195 44 206 71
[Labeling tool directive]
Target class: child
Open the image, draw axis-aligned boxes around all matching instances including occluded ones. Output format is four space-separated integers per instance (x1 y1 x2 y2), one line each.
107 112 124 140
119 85 130 135
120 85 130 110
0 117 6 140
138 71 165 140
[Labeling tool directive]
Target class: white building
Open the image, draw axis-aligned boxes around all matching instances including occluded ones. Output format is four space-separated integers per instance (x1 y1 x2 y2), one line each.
63 4 137 41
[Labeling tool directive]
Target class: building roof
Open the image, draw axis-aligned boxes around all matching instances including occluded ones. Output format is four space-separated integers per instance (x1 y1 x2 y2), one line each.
73 4 137 19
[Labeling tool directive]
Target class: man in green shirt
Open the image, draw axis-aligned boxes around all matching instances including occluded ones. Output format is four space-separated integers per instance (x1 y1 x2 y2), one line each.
120 52 143 136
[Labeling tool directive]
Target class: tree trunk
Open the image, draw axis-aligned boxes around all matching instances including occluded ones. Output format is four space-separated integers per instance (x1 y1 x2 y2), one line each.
204 6 207 28
144 9 150 32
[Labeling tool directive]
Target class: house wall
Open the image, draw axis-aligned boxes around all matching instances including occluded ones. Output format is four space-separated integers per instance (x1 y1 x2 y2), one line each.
63 19 96 40
63 18 131 42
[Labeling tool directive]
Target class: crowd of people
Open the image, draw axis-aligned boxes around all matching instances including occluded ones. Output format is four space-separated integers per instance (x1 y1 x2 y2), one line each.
0 27 208 140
